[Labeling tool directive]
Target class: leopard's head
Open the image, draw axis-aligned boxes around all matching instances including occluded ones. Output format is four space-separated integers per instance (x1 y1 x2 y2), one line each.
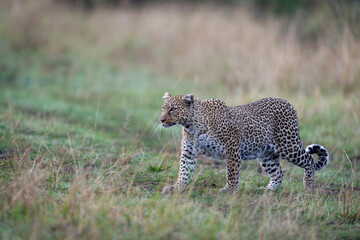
159 92 194 128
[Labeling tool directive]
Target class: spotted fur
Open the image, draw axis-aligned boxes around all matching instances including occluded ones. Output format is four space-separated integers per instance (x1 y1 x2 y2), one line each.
159 93 329 194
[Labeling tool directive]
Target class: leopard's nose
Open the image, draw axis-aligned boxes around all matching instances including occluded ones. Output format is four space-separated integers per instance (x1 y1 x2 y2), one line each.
160 118 166 123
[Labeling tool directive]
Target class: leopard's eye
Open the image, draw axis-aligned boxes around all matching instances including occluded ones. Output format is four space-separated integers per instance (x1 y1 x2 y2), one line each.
169 107 176 112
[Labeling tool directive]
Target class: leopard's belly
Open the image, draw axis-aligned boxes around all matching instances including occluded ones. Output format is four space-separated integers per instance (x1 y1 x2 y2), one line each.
197 133 226 160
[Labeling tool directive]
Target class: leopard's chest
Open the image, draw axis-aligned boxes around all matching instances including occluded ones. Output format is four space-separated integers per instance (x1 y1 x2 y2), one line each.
197 133 226 160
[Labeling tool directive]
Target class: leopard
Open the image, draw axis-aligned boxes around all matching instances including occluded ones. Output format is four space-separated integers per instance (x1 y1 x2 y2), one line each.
159 92 329 194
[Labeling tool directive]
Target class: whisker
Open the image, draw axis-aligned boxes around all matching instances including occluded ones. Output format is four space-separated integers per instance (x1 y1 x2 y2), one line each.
171 127 175 139
152 122 182 140
175 126 181 137
152 123 162 134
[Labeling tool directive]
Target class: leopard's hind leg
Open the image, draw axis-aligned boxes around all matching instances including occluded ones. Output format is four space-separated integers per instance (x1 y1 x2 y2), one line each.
275 117 316 189
259 154 284 190
280 146 316 189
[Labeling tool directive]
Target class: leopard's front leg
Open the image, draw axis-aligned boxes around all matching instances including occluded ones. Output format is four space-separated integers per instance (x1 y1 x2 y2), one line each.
219 154 241 194
162 129 198 194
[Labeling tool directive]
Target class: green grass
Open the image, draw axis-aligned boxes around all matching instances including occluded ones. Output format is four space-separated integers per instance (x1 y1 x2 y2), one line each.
1 2 360 240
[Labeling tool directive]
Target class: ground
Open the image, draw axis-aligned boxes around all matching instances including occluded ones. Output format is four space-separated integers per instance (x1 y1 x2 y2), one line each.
0 2 360 239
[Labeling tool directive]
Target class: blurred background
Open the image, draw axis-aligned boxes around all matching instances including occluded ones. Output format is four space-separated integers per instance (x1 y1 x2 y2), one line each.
1 0 359 151
1 0 360 239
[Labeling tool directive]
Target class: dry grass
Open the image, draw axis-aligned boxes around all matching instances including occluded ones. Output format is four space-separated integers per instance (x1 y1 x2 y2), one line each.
7 2 355 95
1 146 359 239
4 1 360 95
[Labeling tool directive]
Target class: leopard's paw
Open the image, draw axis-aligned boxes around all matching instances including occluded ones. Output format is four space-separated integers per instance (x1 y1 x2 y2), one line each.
218 186 235 194
162 185 175 195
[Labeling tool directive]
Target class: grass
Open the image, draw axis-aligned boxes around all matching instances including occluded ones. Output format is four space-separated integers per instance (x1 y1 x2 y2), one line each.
0 1 360 239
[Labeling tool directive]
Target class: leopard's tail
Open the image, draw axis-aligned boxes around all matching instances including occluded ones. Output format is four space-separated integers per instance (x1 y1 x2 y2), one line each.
305 144 329 171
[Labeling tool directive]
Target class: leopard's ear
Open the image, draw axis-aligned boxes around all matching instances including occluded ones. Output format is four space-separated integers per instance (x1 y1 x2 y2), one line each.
184 94 194 106
162 92 171 100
